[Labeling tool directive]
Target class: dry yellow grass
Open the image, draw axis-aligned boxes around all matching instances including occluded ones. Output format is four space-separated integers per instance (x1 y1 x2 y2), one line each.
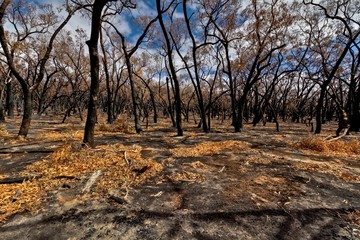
97 118 132 133
293 161 360 182
0 143 163 222
293 137 360 182
0 125 29 144
0 124 9 137
36 130 83 142
295 137 360 155
0 181 43 222
171 140 250 157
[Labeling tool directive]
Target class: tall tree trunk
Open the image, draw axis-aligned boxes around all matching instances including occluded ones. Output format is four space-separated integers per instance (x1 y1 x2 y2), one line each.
107 13 158 132
183 0 208 133
166 77 176 127
348 65 360 132
224 43 238 131
83 0 109 147
314 84 327 134
237 96 246 131
350 84 360 132
135 75 158 124
150 91 157 124
125 60 142 133
6 78 14 118
157 0 182 136
0 0 31 137
18 86 32 137
0 86 5 122
118 35 142 133
100 28 113 124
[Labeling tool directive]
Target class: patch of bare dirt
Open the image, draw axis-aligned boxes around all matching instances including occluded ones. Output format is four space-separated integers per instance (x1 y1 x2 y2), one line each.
0 116 359 239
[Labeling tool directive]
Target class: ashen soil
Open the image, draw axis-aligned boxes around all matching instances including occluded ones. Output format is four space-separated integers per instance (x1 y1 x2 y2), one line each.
0 116 359 240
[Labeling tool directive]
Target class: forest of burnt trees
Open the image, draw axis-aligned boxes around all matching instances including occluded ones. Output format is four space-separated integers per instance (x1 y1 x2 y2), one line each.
0 0 359 147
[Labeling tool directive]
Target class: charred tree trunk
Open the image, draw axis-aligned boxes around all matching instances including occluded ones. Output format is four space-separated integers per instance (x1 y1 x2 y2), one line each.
106 12 158 132
350 85 360 132
6 79 14 118
314 86 326 134
336 109 350 136
100 28 113 124
0 0 31 137
136 76 157 124
18 85 32 137
166 77 176 127
237 95 247 131
183 0 208 133
157 0 182 136
83 0 109 147
0 86 5 122
150 90 157 124
125 61 142 133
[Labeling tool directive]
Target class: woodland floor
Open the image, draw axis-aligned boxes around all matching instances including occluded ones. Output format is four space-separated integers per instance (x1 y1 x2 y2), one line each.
0 115 359 240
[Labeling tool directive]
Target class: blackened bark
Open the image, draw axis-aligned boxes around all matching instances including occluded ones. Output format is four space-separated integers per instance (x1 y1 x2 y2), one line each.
183 0 208 133
314 86 327 134
134 72 158 124
18 86 32 137
83 0 109 147
166 77 176 127
106 14 158 132
156 0 182 136
351 86 360 132
0 0 31 137
99 28 113 124
124 54 142 133
0 87 5 122
6 79 14 118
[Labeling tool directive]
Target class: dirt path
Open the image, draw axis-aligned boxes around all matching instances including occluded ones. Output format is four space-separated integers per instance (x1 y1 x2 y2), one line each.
0 117 359 239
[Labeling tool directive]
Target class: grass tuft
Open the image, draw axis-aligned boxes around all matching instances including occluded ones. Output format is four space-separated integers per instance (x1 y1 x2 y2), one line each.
0 124 9 137
296 137 327 152
296 136 360 155
97 118 131 133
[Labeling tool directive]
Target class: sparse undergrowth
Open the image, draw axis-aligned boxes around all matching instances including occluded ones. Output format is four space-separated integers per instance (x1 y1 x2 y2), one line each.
171 140 250 157
97 118 132 133
0 125 27 144
1 118 359 239
0 143 163 222
0 124 8 137
0 124 9 143
295 136 360 155
36 130 83 142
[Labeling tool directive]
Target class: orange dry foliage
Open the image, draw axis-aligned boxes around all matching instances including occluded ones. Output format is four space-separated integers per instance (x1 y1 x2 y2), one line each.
36 130 83 142
0 124 28 144
97 118 132 133
171 140 250 157
0 124 8 137
0 143 162 222
348 210 360 225
295 137 360 155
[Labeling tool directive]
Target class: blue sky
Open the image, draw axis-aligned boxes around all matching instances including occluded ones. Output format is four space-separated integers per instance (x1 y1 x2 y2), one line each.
27 0 158 40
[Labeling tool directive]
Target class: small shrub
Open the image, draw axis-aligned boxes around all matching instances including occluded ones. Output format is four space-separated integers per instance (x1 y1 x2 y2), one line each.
342 140 360 154
97 118 131 133
296 136 360 155
327 140 348 154
0 124 9 137
296 137 327 152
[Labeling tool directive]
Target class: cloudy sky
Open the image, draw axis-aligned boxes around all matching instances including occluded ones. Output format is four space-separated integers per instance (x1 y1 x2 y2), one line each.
21 0 157 40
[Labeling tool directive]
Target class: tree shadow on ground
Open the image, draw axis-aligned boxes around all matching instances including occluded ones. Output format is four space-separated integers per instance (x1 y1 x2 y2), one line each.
1 205 358 240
